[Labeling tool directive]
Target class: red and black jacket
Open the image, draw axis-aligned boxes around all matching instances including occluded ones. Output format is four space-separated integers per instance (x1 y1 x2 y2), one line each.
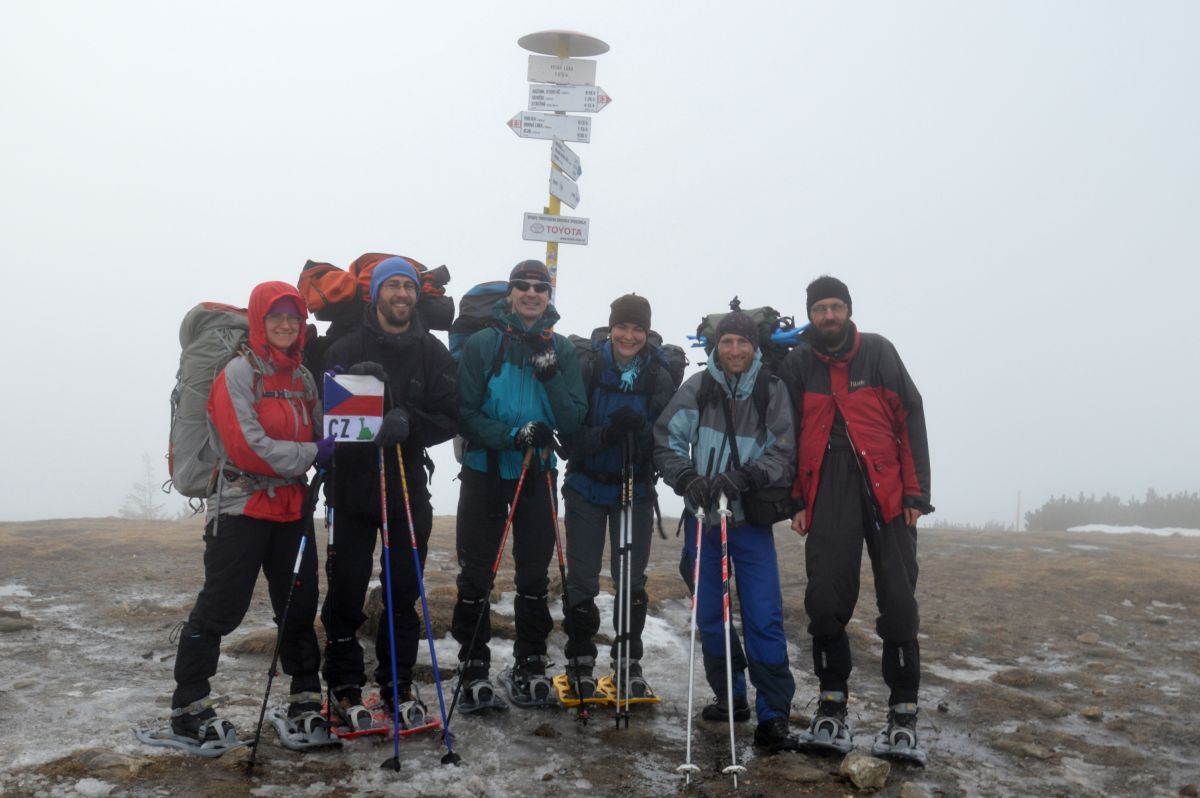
777 323 932 524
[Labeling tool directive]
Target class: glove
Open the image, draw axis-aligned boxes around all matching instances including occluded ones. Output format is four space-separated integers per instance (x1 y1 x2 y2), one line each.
682 475 712 510
314 435 336 469
601 406 646 445
376 406 411 448
347 361 389 383
712 469 752 503
514 420 554 450
323 365 345 380
530 346 559 382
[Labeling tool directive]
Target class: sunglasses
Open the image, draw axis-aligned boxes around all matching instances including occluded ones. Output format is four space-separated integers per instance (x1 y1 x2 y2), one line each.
510 280 551 294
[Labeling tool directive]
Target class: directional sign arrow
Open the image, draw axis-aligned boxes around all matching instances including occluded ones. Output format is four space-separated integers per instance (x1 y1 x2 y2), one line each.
529 84 612 114
507 111 591 144
549 169 580 209
551 138 582 181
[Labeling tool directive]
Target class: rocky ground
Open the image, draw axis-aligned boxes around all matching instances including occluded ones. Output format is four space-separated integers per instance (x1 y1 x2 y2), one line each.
1 517 1197 797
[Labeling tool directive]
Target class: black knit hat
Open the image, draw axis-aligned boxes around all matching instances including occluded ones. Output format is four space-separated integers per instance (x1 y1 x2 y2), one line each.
509 259 551 283
609 294 651 330
806 275 852 316
714 310 759 349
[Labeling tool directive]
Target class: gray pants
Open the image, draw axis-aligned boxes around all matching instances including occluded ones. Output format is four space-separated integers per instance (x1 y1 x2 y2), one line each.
562 484 653 663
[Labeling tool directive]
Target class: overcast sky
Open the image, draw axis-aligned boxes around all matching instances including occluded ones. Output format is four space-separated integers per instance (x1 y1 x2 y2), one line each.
2 1 1197 526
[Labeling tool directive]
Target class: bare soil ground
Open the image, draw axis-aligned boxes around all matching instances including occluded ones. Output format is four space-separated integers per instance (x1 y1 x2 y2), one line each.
1 517 1197 797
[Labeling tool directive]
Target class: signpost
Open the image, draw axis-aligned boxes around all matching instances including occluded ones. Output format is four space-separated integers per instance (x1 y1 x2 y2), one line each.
512 29 610 302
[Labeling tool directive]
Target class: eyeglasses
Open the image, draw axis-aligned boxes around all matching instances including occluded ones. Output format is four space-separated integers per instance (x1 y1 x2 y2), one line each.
810 301 848 317
379 278 417 294
511 280 551 294
265 313 303 326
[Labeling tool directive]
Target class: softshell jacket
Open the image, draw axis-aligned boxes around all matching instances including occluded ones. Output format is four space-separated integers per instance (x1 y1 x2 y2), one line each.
457 300 588 479
563 339 677 506
776 323 932 524
322 305 458 512
653 351 795 525
207 281 320 523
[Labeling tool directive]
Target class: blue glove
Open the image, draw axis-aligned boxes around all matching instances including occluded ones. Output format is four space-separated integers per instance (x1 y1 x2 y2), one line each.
324 365 346 380
314 435 336 468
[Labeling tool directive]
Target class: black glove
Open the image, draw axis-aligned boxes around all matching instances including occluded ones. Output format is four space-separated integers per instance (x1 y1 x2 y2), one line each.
530 344 559 382
376 406 411 448
676 472 711 510
712 469 752 503
347 361 389 383
514 421 554 450
602 406 647 446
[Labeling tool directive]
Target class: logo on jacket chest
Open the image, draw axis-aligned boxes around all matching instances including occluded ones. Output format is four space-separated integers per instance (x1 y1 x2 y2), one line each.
849 379 867 390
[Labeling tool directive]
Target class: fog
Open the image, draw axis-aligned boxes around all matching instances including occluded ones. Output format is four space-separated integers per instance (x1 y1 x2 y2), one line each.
2 1 1196 525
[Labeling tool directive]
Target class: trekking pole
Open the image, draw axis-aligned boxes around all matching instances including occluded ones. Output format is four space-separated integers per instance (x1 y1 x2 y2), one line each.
543 450 586 725
676 506 705 785
245 534 308 776
445 447 536 727
377 447 404 772
613 439 630 730
322 503 335 728
621 434 635 726
717 492 746 788
396 445 462 765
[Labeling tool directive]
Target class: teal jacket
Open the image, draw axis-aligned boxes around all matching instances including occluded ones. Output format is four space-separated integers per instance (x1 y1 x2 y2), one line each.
457 300 588 478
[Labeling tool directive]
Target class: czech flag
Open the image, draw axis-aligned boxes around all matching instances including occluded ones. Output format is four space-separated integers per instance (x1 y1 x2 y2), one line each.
323 374 385 443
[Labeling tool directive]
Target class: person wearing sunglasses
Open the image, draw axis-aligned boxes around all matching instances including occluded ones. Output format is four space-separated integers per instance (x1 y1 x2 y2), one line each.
451 259 588 710
777 275 933 764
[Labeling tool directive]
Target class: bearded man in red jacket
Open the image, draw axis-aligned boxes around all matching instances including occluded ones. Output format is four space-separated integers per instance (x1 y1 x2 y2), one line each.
777 275 933 764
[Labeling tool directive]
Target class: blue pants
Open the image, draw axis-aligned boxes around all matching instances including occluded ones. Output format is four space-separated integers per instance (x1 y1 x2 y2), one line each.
681 519 795 721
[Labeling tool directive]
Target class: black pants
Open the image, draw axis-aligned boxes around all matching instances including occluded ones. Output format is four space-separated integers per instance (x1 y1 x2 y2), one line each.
804 447 921 705
319 500 431 694
451 465 557 665
173 514 320 708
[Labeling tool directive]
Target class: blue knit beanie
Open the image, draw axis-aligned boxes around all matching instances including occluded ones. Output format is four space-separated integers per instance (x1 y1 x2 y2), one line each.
370 257 422 304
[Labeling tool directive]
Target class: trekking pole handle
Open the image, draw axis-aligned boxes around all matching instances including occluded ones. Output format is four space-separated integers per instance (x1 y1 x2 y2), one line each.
718 492 731 516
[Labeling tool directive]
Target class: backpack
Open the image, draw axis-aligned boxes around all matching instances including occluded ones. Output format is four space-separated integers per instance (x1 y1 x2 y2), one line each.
298 253 455 373
569 326 688 395
448 281 511 360
694 296 805 372
168 303 250 498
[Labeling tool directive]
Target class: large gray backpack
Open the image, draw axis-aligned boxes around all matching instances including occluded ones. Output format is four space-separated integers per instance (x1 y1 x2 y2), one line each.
168 302 250 498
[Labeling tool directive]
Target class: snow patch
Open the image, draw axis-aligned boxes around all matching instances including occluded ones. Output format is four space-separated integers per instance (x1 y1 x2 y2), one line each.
0 583 32 597
71 778 115 797
1151 601 1186 611
1068 524 1200 537
926 654 1002 683
1067 544 1105 551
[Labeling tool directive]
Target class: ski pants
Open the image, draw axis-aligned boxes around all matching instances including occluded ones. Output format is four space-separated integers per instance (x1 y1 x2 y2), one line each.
680 519 795 722
319 498 432 696
451 465 556 666
561 484 653 665
173 514 320 709
804 446 921 705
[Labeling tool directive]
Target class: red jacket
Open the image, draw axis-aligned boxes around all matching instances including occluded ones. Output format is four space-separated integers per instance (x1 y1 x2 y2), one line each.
208 281 319 522
777 325 932 524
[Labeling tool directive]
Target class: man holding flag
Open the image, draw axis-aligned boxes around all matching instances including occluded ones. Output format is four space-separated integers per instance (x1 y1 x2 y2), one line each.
320 257 458 729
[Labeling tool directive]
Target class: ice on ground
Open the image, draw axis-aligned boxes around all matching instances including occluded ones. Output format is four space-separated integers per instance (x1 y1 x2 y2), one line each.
1069 524 1200 537
1068 544 1105 551
0 583 33 597
926 654 1003 683
1150 600 1186 611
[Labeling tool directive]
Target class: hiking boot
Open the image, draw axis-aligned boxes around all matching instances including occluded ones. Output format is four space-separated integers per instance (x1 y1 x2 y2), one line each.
287 691 329 735
754 716 801 753
881 704 919 747
800 691 854 753
170 700 234 743
507 654 554 706
565 657 598 700
379 683 413 715
330 686 372 731
702 693 751 722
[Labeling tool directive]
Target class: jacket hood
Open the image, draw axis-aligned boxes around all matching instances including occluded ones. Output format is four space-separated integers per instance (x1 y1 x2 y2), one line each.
490 296 561 334
706 349 763 400
248 281 308 368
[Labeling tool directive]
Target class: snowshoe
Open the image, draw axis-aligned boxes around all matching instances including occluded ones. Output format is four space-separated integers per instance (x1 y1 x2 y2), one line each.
597 672 661 706
700 693 750 722
134 699 245 758
268 693 342 751
500 655 557 709
798 691 854 755
871 703 927 766
455 661 508 714
325 687 387 740
552 672 609 707
384 684 443 736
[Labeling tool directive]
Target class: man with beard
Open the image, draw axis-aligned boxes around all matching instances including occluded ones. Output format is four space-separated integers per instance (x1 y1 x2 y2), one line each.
320 257 458 731
777 275 933 764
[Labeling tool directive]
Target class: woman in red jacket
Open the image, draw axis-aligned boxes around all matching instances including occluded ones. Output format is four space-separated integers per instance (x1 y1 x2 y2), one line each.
168 281 334 749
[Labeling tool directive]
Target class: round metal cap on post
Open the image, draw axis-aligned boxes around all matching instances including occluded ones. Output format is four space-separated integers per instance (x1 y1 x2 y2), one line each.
514 29 609 306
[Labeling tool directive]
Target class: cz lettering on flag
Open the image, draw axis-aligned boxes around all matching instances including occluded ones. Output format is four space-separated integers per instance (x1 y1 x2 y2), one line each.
323 374 384 442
